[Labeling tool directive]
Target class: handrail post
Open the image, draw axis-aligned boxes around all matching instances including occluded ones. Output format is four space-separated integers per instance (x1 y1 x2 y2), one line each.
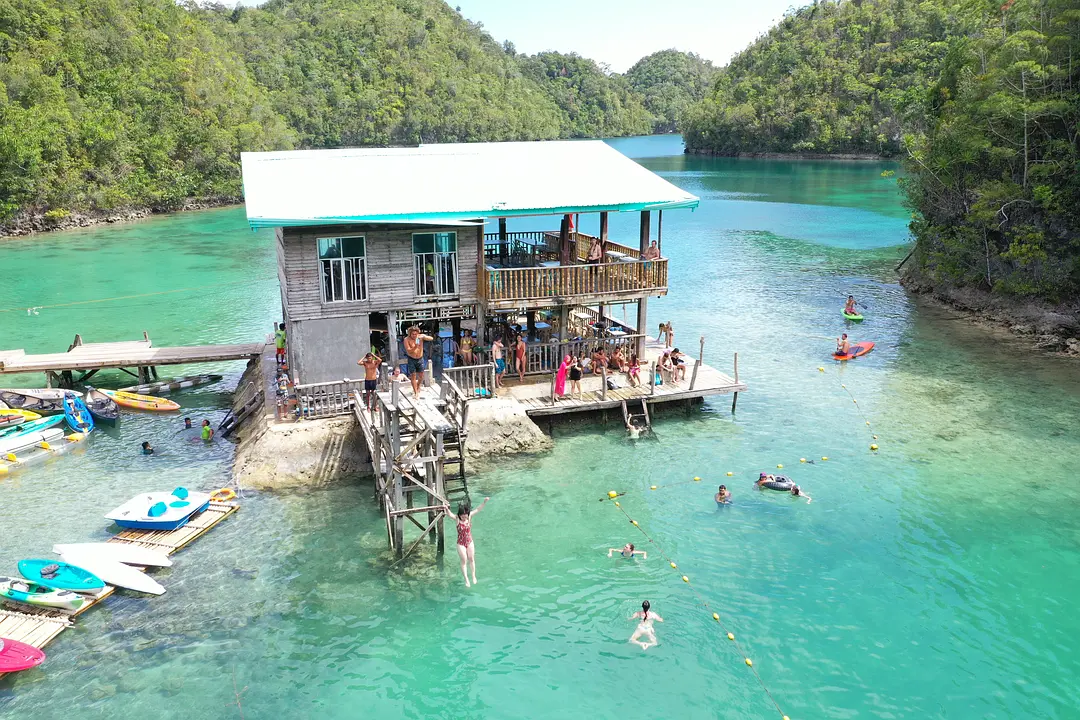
601 366 608 400
733 351 739 383
649 361 656 396
690 335 704 391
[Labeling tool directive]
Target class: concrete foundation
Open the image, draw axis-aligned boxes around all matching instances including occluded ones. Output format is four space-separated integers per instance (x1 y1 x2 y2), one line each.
290 315 371 384
233 416 372 490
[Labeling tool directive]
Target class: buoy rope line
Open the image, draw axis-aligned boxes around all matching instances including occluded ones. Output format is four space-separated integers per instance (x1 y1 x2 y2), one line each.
608 495 791 720
818 366 879 451
0 279 259 315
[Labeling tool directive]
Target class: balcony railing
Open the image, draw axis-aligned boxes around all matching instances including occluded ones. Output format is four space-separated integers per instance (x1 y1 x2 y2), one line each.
483 258 667 305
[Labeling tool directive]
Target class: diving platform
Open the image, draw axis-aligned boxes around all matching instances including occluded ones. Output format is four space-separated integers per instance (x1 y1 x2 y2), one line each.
0 332 265 387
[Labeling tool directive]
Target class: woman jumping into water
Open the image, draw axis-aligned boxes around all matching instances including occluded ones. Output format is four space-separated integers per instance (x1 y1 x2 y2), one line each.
445 497 489 587
628 600 663 650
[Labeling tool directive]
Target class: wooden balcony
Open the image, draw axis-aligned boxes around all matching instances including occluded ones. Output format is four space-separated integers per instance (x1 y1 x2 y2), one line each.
482 257 668 309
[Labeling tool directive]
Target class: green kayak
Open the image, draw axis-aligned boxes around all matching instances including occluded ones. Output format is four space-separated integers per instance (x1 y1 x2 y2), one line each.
842 310 864 321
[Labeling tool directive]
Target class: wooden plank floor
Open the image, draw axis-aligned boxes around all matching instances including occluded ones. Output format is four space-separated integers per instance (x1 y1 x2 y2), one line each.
107 502 239 555
0 341 265 374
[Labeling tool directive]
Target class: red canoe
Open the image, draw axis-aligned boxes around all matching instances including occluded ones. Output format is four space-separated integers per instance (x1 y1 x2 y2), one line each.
833 341 875 361
0 637 46 673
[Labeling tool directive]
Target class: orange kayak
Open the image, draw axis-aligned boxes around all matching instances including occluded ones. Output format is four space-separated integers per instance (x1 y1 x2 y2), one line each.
833 341 875 360
99 388 180 412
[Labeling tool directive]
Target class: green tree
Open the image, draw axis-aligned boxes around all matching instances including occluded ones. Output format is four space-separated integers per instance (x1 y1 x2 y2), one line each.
624 49 716 133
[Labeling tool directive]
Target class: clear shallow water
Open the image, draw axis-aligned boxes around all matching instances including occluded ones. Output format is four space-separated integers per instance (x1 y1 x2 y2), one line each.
2 137 1080 719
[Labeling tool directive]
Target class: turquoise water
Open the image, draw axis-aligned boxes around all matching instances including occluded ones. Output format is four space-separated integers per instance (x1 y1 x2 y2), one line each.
2 137 1080 718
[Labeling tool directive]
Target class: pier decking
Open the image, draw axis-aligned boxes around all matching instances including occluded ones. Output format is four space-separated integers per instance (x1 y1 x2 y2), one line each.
0 332 264 387
0 501 239 681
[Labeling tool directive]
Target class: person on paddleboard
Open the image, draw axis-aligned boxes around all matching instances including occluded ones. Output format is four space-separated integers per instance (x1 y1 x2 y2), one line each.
836 333 851 356
845 295 858 315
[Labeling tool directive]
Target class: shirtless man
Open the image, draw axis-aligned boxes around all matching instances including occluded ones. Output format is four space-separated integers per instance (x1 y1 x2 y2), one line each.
836 333 851 357
643 240 660 261
628 600 663 650
356 351 382 411
404 326 434 399
491 336 506 388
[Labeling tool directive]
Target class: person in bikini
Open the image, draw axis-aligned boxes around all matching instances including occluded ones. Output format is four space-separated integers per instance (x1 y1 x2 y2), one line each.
356 351 382 411
404 326 434 399
627 353 641 387
628 600 663 650
459 329 475 365
443 496 490 587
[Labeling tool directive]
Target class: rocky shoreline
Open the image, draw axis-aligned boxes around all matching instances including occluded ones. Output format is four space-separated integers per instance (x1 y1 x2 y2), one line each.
901 275 1080 356
0 197 240 238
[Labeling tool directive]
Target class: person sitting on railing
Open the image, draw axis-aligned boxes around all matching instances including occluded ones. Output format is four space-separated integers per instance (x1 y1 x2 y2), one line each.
643 240 661 261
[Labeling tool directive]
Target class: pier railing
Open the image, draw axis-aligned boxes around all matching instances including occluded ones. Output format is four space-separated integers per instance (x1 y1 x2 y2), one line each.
443 363 496 399
441 375 471 433
519 334 645 375
483 258 667 306
295 378 364 419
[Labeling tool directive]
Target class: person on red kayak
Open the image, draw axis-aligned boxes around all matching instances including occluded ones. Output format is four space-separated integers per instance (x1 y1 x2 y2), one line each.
836 333 852 356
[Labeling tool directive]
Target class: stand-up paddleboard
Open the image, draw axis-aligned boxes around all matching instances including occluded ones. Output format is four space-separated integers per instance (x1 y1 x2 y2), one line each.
53 543 172 568
57 551 165 595
842 310 864 321
833 341 875 360
0 638 46 673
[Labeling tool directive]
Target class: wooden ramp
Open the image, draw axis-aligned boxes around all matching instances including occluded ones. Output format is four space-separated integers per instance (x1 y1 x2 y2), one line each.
0 501 239 682
0 331 264 387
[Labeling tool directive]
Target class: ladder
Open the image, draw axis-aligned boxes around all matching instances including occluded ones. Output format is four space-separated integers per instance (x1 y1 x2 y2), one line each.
621 398 652 434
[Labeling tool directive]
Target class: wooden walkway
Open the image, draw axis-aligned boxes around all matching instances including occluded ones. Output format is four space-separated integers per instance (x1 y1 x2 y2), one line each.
0 332 264 386
0 501 239 681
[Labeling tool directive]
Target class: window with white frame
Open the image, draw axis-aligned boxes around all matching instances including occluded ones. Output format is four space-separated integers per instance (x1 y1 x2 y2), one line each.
318 236 367 303
412 232 457 297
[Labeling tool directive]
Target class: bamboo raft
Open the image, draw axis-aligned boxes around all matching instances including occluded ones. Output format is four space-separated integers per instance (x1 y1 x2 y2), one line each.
0 501 239 681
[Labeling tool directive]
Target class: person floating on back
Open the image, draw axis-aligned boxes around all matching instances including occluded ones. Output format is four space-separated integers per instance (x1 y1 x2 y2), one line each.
608 543 646 559
201 419 214 442
629 600 663 650
275 323 287 365
141 441 154 455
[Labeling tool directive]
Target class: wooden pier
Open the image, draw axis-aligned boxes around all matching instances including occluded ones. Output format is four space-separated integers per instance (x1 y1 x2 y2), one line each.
0 500 239 681
0 332 264 387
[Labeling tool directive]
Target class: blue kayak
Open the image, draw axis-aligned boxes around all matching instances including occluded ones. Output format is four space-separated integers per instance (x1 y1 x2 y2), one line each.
62 392 93 434
18 559 105 591
0 415 64 439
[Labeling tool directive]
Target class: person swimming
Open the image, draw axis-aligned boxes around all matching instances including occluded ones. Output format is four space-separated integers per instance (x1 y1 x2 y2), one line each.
608 543 646 559
791 485 812 503
715 485 731 504
629 600 663 650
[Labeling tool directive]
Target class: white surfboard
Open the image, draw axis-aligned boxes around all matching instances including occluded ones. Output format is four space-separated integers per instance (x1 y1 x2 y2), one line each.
53 543 173 568
58 551 165 596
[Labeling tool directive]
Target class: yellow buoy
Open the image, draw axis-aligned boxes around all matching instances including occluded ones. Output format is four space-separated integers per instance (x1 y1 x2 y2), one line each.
631 520 638 526
614 501 620 507
745 658 753 667
841 384 846 389
650 485 657 490
670 562 677 569
817 367 824 372
784 716 790 720
865 421 871 426
776 464 783 469
681 575 689 583
712 613 720 621
821 456 828 461
608 490 618 498
726 471 733 476
727 632 734 640
693 476 701 482
870 444 879 451
799 458 806 463
853 399 858 404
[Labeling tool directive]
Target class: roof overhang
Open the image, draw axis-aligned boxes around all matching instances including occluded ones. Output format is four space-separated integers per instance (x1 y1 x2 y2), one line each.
241 140 699 229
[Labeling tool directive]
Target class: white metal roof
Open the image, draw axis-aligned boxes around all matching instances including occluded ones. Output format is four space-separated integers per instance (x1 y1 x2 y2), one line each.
240 140 699 228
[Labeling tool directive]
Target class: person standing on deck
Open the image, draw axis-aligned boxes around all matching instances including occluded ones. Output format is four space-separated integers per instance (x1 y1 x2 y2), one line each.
514 334 527 383
274 323 287 365
459 329 475 365
404 326 434 400
643 241 660 261
555 355 570 399
444 497 490 587
587 236 603 290
357 351 382 411
491 336 506 388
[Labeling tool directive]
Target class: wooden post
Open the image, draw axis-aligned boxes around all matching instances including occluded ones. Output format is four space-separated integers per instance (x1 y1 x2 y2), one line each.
689 335 704 391
731 352 740 413
435 432 446 554
636 210 650 358
558 304 569 343
498 217 508 265
649 361 656 396
387 311 400 369
559 214 571 266
390 391 404 555
733 351 740 383
599 211 609 243
426 359 434 388
550 372 556 405
657 210 663 256
601 365 608 400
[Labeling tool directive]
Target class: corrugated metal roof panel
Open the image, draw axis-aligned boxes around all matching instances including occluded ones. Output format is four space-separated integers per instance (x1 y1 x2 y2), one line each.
241 140 699 228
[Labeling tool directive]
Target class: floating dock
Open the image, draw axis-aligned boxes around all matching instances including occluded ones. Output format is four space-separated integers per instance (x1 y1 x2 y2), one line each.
0 332 264 387
0 501 238 681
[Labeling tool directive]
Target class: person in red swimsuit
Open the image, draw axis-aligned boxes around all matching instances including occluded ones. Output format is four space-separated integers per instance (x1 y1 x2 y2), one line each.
445 496 489 587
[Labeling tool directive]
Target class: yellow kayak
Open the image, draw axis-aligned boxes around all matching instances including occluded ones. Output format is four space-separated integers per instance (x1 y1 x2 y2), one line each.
0 409 42 420
100 389 180 412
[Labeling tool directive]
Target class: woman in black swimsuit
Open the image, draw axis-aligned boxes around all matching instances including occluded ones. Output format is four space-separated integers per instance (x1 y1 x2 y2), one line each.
568 357 583 399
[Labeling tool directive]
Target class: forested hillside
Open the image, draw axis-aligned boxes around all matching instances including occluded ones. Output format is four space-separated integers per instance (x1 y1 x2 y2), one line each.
626 50 716 133
682 0 1080 302
0 0 706 230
